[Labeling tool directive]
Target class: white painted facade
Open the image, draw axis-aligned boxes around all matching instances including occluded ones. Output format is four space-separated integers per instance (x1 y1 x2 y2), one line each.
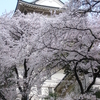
35 0 64 8
41 70 65 95
30 70 65 100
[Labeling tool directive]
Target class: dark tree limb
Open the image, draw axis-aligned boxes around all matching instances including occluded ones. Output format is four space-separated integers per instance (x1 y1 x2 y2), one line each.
0 91 7 100
74 61 84 94
23 59 29 79
14 65 23 93
74 58 99 94
85 69 99 92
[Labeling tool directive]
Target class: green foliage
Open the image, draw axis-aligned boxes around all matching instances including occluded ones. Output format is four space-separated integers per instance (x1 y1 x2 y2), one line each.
44 92 57 100
64 64 71 75
94 90 100 98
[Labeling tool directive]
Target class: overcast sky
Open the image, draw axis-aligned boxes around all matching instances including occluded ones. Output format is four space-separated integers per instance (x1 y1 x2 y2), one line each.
0 0 67 16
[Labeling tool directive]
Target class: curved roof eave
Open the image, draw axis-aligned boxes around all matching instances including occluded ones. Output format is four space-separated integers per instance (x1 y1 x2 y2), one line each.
19 0 64 11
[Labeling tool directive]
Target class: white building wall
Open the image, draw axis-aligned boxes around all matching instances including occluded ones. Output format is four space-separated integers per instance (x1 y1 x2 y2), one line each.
42 70 65 95
35 0 64 8
28 70 65 100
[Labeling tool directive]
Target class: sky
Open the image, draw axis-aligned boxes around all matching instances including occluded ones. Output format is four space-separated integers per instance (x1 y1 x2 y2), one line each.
0 0 67 16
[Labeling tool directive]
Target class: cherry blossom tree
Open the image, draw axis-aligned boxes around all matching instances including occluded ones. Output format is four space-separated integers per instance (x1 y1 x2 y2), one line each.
0 11 64 100
0 15 18 100
40 0 100 96
0 12 44 100
1 1 100 100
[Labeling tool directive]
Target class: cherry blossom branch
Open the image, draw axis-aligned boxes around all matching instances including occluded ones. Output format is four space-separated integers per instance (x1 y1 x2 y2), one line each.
0 91 7 100
14 65 23 93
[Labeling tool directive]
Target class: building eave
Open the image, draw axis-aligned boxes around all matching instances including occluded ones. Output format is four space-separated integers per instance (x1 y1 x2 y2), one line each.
19 0 64 11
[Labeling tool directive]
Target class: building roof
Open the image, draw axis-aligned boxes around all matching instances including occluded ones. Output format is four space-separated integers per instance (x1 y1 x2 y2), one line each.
16 0 64 15
19 0 63 9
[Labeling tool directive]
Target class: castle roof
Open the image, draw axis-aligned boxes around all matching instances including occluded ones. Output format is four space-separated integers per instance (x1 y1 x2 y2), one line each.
16 0 64 15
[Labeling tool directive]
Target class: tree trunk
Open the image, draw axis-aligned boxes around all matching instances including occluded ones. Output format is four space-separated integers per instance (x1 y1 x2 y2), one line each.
21 94 28 100
0 91 7 100
74 62 84 94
